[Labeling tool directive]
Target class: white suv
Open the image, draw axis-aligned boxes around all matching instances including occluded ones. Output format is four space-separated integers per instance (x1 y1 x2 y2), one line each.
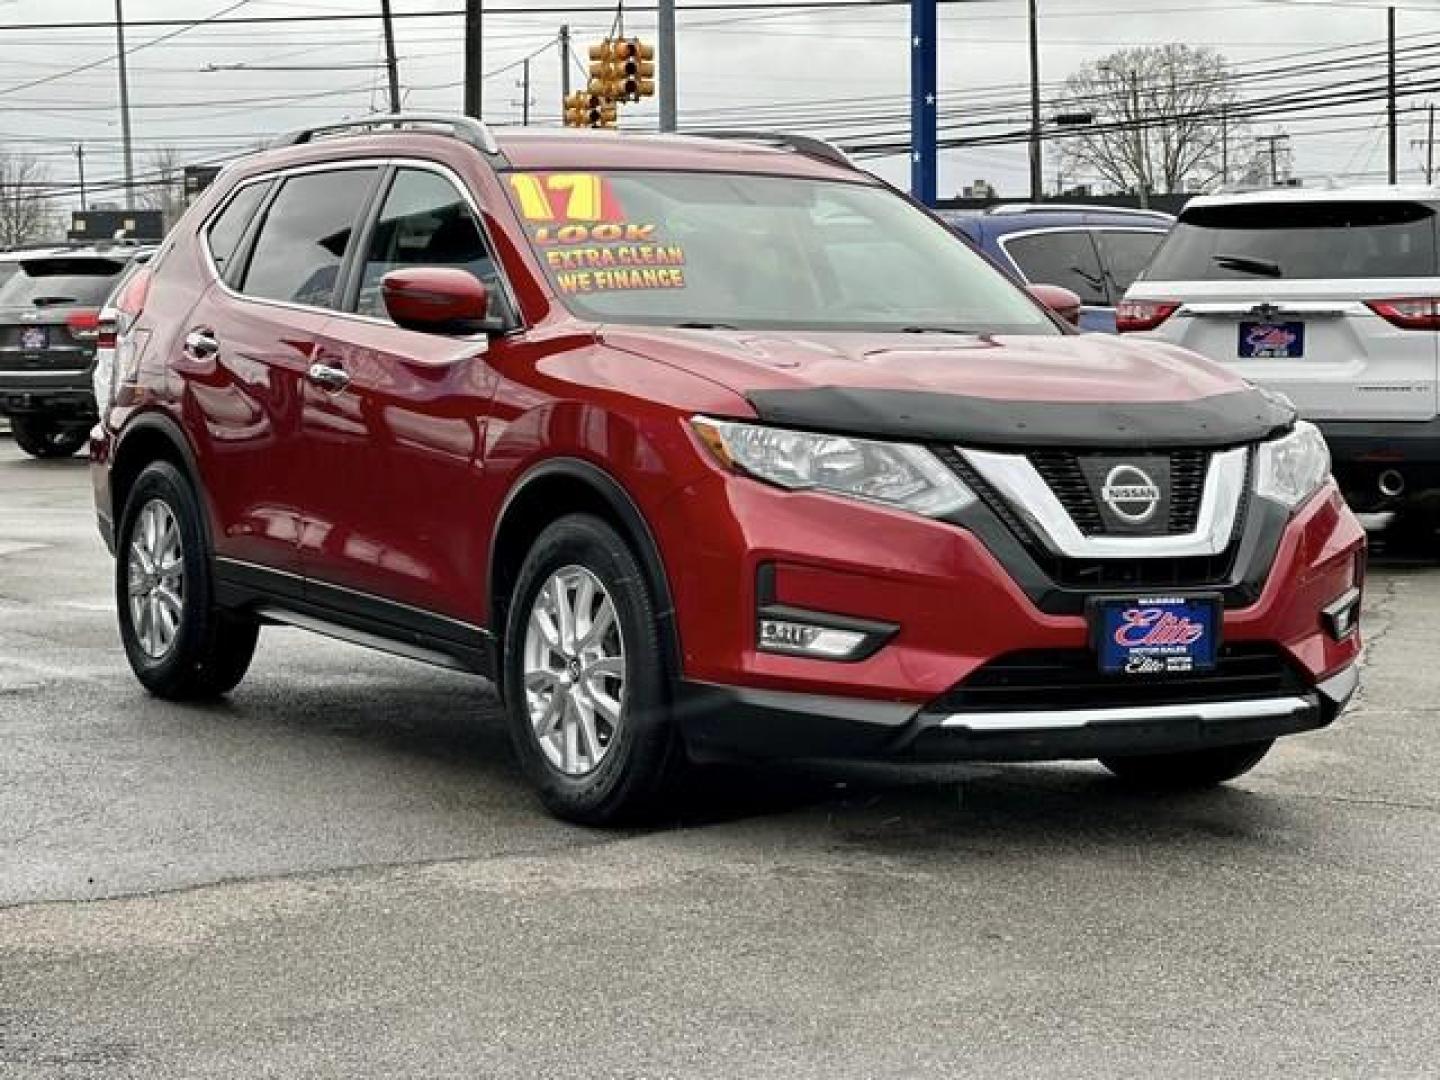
1119 187 1440 512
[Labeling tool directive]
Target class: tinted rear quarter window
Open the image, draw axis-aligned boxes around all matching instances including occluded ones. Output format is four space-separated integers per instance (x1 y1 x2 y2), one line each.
1146 200 1438 281
0 257 127 309
206 181 272 281
241 169 378 308
1003 230 1108 305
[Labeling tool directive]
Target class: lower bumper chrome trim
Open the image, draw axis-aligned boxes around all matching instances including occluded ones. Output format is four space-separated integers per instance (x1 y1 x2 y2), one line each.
941 695 1314 733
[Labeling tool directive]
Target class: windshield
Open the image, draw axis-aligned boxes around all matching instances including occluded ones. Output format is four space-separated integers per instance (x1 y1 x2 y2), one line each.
1145 201 1438 281
504 170 1058 334
0 256 127 308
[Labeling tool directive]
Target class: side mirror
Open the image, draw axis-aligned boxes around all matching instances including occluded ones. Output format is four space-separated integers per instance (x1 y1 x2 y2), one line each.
1028 283 1083 328
380 267 491 334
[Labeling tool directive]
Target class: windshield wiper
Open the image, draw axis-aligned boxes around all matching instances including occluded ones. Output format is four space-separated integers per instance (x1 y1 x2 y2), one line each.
671 321 740 330
29 295 79 307
1211 253 1282 278
899 326 978 335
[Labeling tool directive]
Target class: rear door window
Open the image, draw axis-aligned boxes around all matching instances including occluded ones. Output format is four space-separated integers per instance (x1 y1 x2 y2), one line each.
1095 229 1166 294
0 257 127 309
206 180 272 282
1145 201 1438 281
240 168 379 309
1002 230 1108 305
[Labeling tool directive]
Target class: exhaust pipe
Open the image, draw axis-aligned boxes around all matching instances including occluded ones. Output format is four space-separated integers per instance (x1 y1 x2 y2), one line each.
1378 469 1406 499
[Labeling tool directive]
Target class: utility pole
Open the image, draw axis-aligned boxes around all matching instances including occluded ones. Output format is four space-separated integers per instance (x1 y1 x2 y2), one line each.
1257 132 1288 187
464 0 483 118
1389 5 1398 184
911 0 938 205
520 57 531 126
1027 0 1042 200
380 0 401 114
658 0 677 132
559 24 571 100
1220 103 1229 188
113 0 135 206
75 145 88 212
1409 102 1436 183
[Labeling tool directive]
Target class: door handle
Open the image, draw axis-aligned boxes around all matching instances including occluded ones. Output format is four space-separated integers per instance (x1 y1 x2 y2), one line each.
182 328 220 361
306 362 351 392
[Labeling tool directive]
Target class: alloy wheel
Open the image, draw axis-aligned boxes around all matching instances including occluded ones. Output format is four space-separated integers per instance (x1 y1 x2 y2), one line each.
522 565 627 776
127 498 185 659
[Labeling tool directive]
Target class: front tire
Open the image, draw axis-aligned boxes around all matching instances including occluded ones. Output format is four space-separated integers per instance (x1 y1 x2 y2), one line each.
116 461 259 700
502 514 682 825
11 414 87 459
1100 739 1274 789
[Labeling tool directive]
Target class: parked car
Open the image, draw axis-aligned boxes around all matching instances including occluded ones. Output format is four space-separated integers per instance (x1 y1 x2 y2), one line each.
91 116 1362 824
940 204 1173 332
1120 187 1440 514
1 244 151 458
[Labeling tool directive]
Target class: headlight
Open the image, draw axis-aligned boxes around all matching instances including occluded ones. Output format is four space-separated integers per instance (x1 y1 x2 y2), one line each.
1255 421 1331 510
691 416 974 517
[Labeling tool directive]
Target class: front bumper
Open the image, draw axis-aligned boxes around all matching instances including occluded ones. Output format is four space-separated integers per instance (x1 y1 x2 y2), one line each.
677 662 1359 764
656 456 1365 763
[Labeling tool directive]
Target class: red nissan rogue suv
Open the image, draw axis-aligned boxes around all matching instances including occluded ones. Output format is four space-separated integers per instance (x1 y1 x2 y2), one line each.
91 116 1364 823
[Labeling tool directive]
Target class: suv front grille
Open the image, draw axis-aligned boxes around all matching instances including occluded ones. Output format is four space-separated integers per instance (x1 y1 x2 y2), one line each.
934 445 1256 600
1028 448 1210 536
929 643 1307 714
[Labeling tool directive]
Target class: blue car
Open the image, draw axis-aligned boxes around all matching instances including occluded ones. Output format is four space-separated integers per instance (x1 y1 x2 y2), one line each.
939 204 1173 332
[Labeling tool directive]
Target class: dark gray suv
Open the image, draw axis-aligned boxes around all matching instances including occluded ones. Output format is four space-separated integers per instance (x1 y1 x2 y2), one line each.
0 246 145 458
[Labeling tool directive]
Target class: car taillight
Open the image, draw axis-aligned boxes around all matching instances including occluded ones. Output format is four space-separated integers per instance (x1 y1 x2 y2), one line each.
1115 300 1179 333
1365 298 1440 330
65 309 101 341
96 315 118 350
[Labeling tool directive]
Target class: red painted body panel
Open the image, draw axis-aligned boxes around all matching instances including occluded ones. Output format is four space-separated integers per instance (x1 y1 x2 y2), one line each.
597 327 1248 404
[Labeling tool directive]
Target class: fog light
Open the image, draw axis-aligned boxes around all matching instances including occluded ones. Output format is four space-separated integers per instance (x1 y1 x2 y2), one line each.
1322 588 1361 641
758 618 868 659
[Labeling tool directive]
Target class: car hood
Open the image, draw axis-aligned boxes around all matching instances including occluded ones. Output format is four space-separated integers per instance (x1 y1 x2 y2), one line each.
602 327 1295 449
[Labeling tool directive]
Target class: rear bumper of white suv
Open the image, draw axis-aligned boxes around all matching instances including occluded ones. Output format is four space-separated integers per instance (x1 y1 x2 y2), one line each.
1318 417 1440 508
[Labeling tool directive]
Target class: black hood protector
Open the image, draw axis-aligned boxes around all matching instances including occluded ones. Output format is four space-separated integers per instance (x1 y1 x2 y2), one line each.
744 386 1297 449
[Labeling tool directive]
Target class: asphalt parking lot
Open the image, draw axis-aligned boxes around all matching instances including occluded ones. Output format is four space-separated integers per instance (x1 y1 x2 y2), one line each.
0 434 1437 1078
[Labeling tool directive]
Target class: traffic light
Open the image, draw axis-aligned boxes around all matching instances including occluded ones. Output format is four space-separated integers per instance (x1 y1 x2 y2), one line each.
563 92 588 128
563 90 617 129
616 38 656 101
587 38 655 103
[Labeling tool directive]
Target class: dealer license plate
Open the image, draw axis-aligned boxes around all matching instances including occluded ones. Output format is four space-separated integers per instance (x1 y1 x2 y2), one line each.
1093 595 1220 676
1238 321 1303 359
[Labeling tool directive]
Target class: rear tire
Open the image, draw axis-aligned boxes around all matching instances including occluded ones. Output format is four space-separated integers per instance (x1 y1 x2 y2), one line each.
11 415 87 459
1100 739 1274 789
116 461 259 700
502 513 684 825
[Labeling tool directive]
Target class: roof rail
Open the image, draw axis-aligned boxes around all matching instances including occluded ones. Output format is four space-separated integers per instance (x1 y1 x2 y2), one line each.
697 130 857 171
986 202 1174 220
275 113 505 158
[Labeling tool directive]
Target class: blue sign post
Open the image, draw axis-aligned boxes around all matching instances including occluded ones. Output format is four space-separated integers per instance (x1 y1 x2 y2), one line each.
910 0 937 205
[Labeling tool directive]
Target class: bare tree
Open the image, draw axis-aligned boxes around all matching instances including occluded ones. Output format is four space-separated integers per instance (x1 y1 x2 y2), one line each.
136 146 189 231
0 152 55 249
1057 45 1243 203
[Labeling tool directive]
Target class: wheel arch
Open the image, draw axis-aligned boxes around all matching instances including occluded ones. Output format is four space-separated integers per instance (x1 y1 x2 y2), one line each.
110 412 211 551
489 458 680 695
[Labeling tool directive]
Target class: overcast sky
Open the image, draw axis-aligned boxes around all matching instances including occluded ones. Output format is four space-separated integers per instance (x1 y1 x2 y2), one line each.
2 0 1440 211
